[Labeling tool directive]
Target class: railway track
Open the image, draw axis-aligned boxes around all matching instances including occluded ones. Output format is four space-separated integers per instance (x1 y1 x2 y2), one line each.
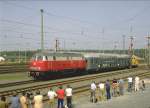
0 68 140 89
0 66 146 89
0 64 28 74
0 67 149 97
0 80 35 88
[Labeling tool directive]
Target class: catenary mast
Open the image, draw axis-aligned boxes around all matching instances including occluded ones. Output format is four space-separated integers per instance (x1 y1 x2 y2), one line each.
40 9 44 51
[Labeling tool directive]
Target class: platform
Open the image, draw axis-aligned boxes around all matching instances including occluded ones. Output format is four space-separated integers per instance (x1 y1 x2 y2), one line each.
44 78 150 108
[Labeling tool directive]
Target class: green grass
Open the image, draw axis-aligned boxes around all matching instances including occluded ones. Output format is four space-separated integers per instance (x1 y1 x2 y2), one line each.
0 73 30 81
0 62 27 65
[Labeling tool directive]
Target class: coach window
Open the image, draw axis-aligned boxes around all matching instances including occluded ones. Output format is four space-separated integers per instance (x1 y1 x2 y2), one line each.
92 58 94 64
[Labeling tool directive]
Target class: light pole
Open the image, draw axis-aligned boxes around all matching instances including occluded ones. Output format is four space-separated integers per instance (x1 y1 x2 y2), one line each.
40 9 44 51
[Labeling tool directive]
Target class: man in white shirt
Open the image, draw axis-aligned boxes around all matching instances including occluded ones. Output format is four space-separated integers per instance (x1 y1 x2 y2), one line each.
65 85 72 108
90 81 97 103
47 88 57 108
127 77 133 92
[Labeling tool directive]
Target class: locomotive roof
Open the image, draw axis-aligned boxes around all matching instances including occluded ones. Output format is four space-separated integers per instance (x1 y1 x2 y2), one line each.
34 51 130 58
83 53 130 58
35 51 83 57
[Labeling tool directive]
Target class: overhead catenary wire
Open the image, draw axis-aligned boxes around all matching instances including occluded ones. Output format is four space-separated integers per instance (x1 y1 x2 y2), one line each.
0 19 105 40
1 1 150 51
3 1 101 28
4 1 150 31
2 1 150 42
2 1 149 37
0 19 86 36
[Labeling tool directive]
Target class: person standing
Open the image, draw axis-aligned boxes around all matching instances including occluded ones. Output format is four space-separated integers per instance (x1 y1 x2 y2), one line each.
98 82 105 101
105 80 111 100
0 96 8 108
26 90 33 108
10 92 21 108
33 90 43 108
90 81 97 103
20 92 28 108
134 76 140 91
118 78 124 95
56 86 65 108
141 80 145 91
112 78 118 97
65 85 73 108
127 76 133 92
47 88 57 108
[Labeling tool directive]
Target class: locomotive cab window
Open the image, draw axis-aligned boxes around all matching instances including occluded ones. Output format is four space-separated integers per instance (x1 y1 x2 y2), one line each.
37 56 43 61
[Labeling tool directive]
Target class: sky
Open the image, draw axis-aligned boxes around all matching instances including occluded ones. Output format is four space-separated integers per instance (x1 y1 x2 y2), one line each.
0 0 150 51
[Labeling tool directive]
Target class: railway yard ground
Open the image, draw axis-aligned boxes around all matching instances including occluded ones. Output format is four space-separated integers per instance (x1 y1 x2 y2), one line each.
0 73 30 83
0 65 150 108
44 80 150 108
2 77 150 108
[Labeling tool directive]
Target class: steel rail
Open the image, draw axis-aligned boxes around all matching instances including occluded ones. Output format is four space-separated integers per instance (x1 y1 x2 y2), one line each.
0 67 148 97
0 66 146 88
0 80 35 88
0 68 140 89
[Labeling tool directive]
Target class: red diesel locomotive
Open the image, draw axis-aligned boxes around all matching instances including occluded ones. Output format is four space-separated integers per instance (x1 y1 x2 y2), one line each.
29 52 86 79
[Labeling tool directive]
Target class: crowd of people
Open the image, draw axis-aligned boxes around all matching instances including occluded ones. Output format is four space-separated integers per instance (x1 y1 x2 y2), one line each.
0 85 73 108
90 76 146 103
0 76 146 108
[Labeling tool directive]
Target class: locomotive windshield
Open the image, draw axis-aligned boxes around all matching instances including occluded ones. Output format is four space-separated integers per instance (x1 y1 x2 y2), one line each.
31 55 48 61
37 56 43 60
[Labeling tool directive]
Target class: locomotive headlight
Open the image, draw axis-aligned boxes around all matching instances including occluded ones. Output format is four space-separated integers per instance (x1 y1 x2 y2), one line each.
38 67 41 70
33 62 36 65
30 67 40 71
